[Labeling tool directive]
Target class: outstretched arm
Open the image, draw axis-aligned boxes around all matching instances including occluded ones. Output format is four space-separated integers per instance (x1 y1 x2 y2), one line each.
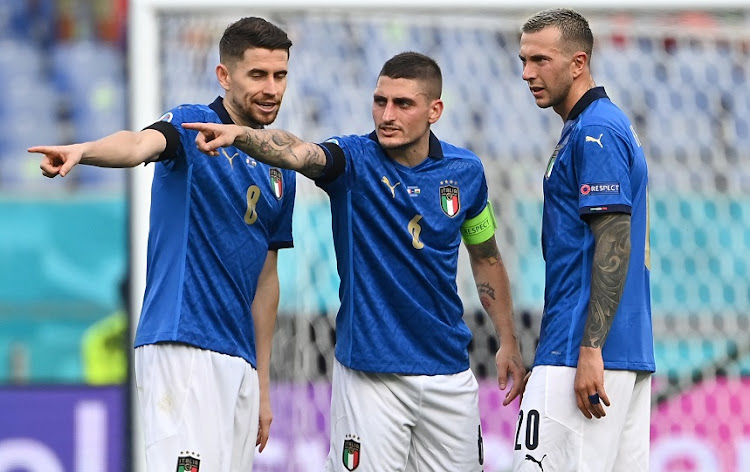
574 212 631 419
182 122 327 180
252 250 280 453
466 236 526 405
28 129 167 178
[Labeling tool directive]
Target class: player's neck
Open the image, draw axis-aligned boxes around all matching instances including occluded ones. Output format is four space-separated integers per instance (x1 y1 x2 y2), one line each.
556 76 596 121
386 136 430 168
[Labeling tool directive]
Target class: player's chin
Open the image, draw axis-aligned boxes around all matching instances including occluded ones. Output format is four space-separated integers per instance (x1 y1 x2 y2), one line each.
250 108 280 126
376 133 404 149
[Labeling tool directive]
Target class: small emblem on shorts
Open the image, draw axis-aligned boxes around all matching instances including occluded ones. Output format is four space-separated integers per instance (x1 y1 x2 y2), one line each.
477 425 484 465
176 452 200 472
342 434 361 471
525 453 547 471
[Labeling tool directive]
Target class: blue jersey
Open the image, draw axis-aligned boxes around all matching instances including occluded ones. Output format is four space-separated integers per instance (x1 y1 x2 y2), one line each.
134 97 296 367
536 87 654 372
316 132 489 375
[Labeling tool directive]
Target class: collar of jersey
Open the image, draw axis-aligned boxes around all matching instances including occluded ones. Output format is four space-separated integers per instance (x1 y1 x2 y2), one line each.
209 96 265 129
567 86 608 121
367 130 444 160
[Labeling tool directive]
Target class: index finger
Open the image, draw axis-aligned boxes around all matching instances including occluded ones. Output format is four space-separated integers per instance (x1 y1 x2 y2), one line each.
181 122 213 132
27 146 57 155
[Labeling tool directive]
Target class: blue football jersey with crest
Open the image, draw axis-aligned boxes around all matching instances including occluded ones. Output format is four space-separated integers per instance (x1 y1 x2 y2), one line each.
536 87 654 372
316 131 489 375
134 97 296 368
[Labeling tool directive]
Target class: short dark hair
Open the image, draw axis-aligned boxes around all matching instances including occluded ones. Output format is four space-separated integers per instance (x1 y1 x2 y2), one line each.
522 8 593 59
219 17 292 65
378 52 442 100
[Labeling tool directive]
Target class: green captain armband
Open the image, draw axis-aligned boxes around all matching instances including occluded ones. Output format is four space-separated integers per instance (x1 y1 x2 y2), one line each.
461 201 497 245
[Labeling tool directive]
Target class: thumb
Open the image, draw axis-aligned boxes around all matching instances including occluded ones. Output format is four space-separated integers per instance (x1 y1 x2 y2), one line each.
59 156 77 177
497 363 508 390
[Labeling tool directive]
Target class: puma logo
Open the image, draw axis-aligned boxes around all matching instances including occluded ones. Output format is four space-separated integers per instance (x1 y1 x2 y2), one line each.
221 148 239 168
381 176 401 198
585 134 603 148
525 454 547 471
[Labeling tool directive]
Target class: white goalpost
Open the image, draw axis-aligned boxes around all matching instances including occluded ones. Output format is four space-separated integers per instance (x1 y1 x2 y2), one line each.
128 0 750 470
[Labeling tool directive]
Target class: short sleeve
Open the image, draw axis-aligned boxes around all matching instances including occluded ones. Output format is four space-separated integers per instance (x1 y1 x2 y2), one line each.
573 124 633 217
315 135 361 196
269 169 296 250
464 163 490 220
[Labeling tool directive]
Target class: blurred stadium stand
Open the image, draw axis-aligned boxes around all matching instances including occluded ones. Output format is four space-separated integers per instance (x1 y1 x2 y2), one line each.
0 5 749 393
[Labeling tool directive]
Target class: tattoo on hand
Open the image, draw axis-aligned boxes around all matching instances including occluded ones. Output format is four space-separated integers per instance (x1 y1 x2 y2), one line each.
582 214 631 349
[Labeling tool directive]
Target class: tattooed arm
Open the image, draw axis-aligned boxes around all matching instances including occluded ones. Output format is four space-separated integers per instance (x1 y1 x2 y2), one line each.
182 122 327 180
574 212 631 419
466 236 525 405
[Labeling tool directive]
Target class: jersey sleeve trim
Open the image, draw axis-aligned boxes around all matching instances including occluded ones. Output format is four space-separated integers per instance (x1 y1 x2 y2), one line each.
579 204 631 217
269 240 294 250
314 142 346 184
143 120 181 162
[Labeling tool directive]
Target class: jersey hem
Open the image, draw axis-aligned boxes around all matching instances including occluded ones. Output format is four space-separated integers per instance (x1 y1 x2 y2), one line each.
135 334 257 369
533 359 655 373
336 355 470 376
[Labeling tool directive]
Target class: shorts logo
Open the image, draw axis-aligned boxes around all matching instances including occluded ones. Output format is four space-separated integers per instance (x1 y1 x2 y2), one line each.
270 168 284 199
342 435 361 470
478 425 484 465
439 181 460 217
580 182 620 196
525 453 547 471
176 452 200 472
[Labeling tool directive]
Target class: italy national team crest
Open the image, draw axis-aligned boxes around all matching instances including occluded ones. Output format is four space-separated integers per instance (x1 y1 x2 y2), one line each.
342 435 361 471
545 145 560 179
439 181 460 217
176 453 200 472
269 168 283 200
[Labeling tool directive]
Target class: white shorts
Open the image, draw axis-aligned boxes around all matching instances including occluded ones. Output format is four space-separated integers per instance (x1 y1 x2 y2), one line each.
134 343 259 472
324 359 484 472
512 365 651 472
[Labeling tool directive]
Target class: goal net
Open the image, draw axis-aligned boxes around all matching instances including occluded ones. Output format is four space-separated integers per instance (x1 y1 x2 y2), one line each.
130 1 750 470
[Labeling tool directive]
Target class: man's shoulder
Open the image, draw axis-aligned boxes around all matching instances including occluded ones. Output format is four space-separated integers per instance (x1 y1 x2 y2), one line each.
163 103 215 123
578 99 631 130
439 140 484 166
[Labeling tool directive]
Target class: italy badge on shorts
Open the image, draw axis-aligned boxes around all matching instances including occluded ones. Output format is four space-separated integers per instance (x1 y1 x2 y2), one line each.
342 435 361 470
439 181 460 217
269 168 283 200
176 453 200 472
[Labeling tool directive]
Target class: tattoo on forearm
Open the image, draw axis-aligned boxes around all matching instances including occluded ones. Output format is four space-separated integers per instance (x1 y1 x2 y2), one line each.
469 238 500 265
237 129 326 178
582 213 631 349
476 282 496 309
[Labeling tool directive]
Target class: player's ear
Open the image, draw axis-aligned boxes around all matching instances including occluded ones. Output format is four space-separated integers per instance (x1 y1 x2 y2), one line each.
571 51 588 79
216 63 231 91
428 99 444 125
